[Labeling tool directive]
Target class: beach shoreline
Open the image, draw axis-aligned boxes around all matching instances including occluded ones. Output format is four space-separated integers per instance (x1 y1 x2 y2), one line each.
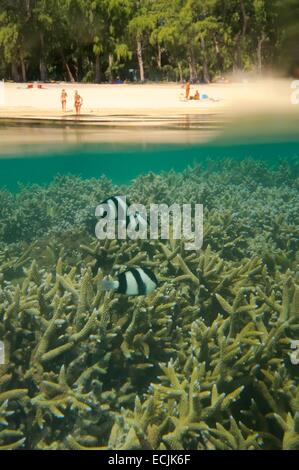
0 79 296 120
0 79 298 151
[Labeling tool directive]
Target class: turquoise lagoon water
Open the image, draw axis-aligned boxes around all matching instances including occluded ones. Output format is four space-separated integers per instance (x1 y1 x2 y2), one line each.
1 139 299 191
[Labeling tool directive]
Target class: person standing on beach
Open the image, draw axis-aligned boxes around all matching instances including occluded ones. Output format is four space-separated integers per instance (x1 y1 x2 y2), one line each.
74 90 83 115
61 89 67 112
185 80 191 100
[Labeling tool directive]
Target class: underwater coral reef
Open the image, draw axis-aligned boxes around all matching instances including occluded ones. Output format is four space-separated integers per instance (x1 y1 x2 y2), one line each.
0 158 298 450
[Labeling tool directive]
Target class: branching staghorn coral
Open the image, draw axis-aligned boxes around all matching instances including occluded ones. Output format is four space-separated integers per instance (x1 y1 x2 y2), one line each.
0 159 298 449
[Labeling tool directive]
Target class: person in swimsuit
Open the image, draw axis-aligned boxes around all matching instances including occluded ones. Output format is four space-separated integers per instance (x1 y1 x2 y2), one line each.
74 90 83 115
61 89 67 112
190 90 200 100
185 80 191 100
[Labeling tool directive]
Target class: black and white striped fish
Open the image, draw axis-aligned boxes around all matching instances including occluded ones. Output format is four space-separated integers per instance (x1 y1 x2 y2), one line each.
96 195 146 230
102 267 158 296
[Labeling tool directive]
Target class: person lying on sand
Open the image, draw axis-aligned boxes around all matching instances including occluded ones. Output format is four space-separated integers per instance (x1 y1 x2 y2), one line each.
200 92 220 102
61 89 67 112
74 90 83 115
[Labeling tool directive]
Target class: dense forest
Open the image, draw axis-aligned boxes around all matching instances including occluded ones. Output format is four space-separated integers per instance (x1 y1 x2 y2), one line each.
0 0 298 83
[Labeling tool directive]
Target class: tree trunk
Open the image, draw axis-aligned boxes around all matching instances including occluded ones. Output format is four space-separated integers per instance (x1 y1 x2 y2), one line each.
137 39 145 82
240 0 248 39
178 62 183 82
188 48 197 82
234 33 241 72
25 0 31 18
201 37 210 83
213 35 223 72
39 34 48 81
20 57 26 82
234 0 248 71
108 54 113 82
11 63 20 82
61 51 75 82
214 35 220 55
257 33 266 74
157 44 162 68
40 61 48 81
95 54 101 83
66 62 75 83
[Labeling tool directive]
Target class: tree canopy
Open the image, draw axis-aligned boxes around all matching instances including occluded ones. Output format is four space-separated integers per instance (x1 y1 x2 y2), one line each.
0 0 296 82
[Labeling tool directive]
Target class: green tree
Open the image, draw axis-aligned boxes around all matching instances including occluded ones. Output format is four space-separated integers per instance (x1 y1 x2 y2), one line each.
252 0 277 74
31 0 60 81
104 0 132 82
80 0 107 83
173 0 220 82
128 0 156 81
274 0 299 75
0 0 33 81
0 0 290 82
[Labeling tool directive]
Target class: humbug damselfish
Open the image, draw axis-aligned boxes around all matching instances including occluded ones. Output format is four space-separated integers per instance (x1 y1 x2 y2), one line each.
102 267 158 296
96 195 146 230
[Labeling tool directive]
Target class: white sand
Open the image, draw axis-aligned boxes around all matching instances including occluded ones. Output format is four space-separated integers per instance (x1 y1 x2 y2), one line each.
0 79 297 119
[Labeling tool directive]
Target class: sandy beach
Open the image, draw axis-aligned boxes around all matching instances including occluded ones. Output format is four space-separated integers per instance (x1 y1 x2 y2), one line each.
0 79 297 120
